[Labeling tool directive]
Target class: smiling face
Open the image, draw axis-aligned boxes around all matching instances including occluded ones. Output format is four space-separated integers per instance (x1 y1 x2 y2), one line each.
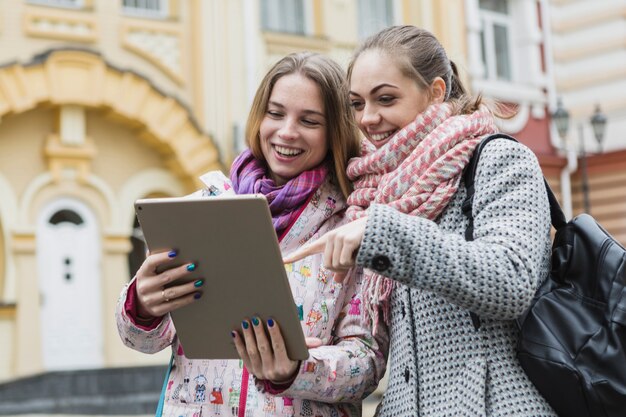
349 49 434 149
259 73 328 185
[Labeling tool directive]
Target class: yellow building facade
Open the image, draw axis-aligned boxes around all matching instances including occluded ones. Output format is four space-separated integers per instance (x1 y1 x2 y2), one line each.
0 0 470 384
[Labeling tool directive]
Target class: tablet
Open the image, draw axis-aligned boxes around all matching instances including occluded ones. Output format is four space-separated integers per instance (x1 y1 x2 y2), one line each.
134 195 308 360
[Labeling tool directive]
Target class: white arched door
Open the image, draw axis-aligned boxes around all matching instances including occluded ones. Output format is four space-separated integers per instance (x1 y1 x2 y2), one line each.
37 198 103 370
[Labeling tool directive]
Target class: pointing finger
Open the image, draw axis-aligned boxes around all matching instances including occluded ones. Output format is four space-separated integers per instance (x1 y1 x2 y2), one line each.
283 236 327 264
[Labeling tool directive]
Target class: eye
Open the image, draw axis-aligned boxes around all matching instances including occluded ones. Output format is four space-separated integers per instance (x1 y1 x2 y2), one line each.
378 95 396 105
267 110 283 118
350 100 364 111
301 118 321 127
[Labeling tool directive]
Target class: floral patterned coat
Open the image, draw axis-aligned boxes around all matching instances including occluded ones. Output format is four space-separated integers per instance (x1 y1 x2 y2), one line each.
116 173 388 417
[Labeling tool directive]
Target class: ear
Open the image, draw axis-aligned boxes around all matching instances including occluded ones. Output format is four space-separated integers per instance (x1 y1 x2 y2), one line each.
430 77 447 104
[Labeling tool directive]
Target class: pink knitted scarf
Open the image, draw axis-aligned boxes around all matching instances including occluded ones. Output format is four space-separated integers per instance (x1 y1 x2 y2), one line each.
346 102 497 331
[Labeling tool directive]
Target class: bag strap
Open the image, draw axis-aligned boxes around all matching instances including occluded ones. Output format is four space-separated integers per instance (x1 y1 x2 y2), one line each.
461 133 567 330
462 133 567 241
154 352 175 417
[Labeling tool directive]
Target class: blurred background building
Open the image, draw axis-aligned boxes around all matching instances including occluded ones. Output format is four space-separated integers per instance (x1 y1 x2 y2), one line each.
0 0 623 415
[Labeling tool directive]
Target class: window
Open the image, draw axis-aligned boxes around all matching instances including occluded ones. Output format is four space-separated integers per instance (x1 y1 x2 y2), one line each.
358 0 394 39
122 0 169 19
27 0 84 8
479 0 513 81
261 0 306 35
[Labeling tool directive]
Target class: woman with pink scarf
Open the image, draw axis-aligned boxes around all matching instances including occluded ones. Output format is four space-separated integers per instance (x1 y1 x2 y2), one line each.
286 26 556 416
116 52 388 417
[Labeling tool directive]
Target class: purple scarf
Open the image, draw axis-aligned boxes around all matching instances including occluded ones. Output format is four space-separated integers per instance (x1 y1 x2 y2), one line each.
230 150 328 237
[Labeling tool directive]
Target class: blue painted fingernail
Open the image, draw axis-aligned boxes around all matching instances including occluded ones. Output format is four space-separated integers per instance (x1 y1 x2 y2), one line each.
194 279 204 288
194 292 202 300
252 317 260 326
231 331 237 338
242 320 249 329
168 250 177 258
187 263 196 271
267 318 274 327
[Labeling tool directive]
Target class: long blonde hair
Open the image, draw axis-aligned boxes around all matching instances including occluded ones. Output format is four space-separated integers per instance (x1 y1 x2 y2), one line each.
246 52 360 198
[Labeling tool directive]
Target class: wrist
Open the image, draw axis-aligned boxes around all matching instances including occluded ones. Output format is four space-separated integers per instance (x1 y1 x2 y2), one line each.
269 362 300 385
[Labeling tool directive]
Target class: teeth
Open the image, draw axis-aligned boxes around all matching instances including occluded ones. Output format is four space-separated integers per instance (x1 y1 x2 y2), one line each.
370 131 393 142
275 145 304 156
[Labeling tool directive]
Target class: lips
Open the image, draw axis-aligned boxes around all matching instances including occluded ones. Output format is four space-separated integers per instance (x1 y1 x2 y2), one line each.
369 130 395 142
273 145 304 157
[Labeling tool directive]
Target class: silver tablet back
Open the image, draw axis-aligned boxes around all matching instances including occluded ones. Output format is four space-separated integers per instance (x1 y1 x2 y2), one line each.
135 195 308 360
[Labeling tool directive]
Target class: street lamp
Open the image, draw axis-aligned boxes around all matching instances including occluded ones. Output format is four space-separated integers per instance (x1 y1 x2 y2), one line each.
590 105 608 153
551 99 608 214
552 98 570 142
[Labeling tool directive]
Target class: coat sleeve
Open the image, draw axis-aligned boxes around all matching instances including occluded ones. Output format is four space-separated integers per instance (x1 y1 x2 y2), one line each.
356 140 552 320
261 267 389 403
115 277 177 354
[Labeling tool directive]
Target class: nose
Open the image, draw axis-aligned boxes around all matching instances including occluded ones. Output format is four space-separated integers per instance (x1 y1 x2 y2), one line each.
359 104 381 128
278 118 298 141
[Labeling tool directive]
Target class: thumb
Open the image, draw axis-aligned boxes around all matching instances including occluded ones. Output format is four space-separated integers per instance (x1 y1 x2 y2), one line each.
333 270 348 284
305 337 323 349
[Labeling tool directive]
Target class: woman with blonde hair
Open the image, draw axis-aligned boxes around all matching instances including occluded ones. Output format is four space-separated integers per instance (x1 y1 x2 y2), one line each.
116 52 388 417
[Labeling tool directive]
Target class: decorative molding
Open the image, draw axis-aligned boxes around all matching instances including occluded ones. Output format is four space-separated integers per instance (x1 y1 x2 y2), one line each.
23 6 97 43
556 66 626 92
472 78 547 104
120 19 183 85
44 133 96 183
59 105 86 145
11 232 36 254
0 50 221 187
551 5 625 33
262 32 331 55
0 304 16 320
553 37 626 63
102 235 132 254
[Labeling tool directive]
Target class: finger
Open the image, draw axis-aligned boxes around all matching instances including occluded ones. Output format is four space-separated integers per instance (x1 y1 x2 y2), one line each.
282 237 327 264
251 316 274 368
161 277 204 302
305 337 323 349
139 250 178 278
332 234 343 270
339 237 358 268
265 319 298 382
232 330 252 370
266 318 289 362
157 262 196 288
153 291 201 317
323 235 335 271
241 319 262 376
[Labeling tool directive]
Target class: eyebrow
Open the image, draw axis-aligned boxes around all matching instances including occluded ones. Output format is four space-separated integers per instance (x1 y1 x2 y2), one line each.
268 101 325 118
349 83 398 96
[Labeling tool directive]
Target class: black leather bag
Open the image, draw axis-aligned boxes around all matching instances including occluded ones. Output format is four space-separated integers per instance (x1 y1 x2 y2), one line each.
463 133 626 417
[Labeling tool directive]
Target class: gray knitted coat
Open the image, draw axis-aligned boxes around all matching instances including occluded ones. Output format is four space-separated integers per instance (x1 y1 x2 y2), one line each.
357 140 558 417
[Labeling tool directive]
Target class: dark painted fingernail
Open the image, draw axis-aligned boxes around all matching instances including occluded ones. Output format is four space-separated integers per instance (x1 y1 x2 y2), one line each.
194 279 204 288
187 263 196 271
252 317 260 326
194 292 202 300
242 320 249 329
267 318 274 327
168 250 177 258
231 331 237 338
